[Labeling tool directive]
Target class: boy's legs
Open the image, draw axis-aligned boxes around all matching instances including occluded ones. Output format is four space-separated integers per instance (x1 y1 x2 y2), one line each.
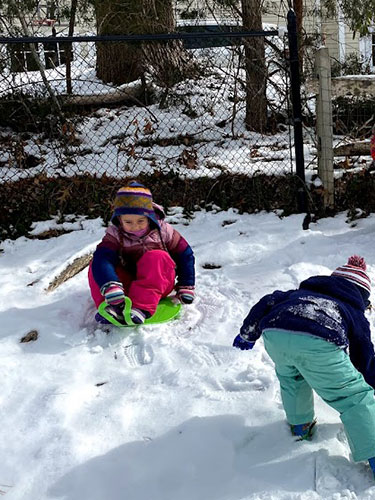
263 329 375 462
298 343 375 462
128 250 176 316
263 331 314 425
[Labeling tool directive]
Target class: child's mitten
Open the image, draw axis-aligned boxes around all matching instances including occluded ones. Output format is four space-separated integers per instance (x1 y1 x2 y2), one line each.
176 286 195 304
101 281 125 306
233 334 255 350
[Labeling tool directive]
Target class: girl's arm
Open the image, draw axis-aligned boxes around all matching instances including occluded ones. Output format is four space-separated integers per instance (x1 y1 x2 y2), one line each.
91 231 121 289
171 237 195 287
163 223 195 287
240 290 294 342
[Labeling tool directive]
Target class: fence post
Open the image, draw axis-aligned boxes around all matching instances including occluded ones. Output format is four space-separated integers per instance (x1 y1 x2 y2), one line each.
287 9 309 227
315 47 334 210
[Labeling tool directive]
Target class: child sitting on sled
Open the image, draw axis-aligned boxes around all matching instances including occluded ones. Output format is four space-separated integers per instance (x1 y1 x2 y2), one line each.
233 256 375 476
88 181 195 325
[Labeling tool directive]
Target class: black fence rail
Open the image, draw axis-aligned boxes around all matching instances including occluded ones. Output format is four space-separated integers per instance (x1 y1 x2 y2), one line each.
0 24 306 239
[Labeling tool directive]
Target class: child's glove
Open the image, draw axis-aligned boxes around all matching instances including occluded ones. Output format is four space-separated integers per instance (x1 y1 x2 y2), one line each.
100 281 125 306
233 334 255 350
176 286 195 304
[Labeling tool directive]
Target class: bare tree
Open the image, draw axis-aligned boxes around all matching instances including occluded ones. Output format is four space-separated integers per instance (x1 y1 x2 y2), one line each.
293 0 304 72
65 0 78 94
241 0 267 132
11 2 63 119
93 0 142 84
94 0 197 87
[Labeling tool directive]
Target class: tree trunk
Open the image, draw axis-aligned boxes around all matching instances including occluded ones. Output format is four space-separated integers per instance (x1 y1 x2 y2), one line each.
241 0 267 133
65 0 78 94
94 0 144 85
293 0 304 73
94 0 195 87
142 38 197 88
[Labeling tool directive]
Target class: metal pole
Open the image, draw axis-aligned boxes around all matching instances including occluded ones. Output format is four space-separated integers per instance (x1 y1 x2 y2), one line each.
316 47 334 210
287 9 309 225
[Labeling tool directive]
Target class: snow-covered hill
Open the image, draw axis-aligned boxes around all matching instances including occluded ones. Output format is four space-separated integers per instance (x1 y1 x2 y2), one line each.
1 207 375 499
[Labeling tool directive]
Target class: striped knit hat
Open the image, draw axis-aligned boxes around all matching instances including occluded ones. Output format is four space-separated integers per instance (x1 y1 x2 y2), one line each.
331 255 371 296
112 181 158 227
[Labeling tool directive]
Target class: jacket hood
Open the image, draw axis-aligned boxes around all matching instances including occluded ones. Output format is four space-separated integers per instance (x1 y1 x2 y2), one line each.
299 275 366 310
111 202 165 229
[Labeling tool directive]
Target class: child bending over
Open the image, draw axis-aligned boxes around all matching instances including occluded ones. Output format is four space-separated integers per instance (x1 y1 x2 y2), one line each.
233 256 375 476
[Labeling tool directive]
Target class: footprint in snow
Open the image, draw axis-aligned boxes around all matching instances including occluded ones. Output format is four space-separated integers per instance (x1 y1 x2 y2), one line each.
123 343 154 367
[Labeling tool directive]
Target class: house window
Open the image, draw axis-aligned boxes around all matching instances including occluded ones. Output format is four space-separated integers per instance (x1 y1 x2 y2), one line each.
8 41 73 72
43 41 73 69
57 42 73 65
9 43 39 72
43 40 59 69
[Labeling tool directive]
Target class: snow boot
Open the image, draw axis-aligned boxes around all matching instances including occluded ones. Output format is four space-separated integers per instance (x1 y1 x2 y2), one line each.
95 304 126 325
95 312 111 325
130 308 152 324
290 419 317 441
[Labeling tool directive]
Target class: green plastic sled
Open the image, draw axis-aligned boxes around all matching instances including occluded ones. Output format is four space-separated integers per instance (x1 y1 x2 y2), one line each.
97 296 181 327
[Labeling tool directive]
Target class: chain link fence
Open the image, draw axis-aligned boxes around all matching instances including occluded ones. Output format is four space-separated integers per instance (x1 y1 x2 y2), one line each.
0 30 302 239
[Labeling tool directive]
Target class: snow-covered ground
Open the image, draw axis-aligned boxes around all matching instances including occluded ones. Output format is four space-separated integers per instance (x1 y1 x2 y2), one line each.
2 38 372 189
1 207 375 499
0 42 301 183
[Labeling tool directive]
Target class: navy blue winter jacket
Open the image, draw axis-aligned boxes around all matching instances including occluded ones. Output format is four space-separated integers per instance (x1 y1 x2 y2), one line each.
240 275 375 389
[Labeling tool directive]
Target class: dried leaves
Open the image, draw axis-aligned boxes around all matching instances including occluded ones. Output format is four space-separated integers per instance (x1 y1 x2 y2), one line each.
20 330 39 343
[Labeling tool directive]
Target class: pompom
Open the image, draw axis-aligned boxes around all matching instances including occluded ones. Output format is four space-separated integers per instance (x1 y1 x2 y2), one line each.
347 255 366 270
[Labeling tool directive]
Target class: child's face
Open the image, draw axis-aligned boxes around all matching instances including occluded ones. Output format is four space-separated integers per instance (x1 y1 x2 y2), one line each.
120 214 149 232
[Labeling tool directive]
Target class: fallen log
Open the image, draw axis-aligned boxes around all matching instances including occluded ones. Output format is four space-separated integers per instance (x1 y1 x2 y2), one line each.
46 252 93 292
306 77 375 97
61 85 144 107
333 141 371 157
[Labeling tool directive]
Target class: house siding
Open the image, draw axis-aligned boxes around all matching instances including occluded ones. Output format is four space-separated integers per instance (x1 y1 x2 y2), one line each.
262 0 362 69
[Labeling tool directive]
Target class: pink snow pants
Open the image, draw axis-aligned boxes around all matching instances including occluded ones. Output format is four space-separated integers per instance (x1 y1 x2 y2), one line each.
88 249 176 315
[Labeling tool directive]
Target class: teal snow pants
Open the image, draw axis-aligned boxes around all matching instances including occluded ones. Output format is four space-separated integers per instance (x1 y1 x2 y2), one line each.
262 329 375 462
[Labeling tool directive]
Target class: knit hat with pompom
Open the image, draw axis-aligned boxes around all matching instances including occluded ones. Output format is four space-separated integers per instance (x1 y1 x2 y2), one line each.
112 181 159 227
331 255 371 297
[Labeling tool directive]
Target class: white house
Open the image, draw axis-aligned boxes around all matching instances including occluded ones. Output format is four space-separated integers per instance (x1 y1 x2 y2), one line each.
175 0 375 73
